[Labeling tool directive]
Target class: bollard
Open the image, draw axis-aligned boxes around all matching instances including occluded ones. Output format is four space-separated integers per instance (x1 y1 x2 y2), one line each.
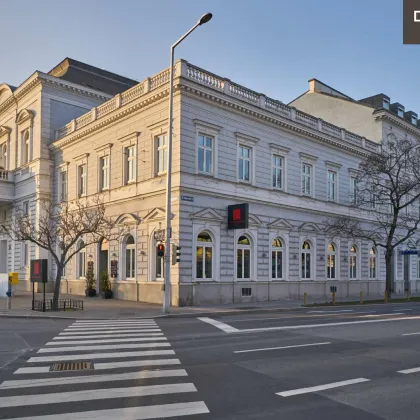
332 291 336 305
407 289 410 301
384 290 388 303
360 291 363 304
304 292 308 306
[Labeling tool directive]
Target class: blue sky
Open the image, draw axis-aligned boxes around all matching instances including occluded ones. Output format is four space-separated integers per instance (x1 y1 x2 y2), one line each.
1 0 418 111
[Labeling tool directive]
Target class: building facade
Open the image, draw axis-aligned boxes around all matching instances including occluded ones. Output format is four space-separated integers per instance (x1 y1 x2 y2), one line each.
2 59 419 305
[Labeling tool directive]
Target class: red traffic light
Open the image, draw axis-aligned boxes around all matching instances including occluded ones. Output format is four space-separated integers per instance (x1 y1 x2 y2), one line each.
157 244 165 258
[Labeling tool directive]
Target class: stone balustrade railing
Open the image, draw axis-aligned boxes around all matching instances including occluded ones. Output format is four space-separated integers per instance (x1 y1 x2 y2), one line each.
55 59 378 153
0 170 11 181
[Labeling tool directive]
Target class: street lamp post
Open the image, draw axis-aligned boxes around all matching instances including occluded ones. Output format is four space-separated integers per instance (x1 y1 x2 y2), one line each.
163 13 213 314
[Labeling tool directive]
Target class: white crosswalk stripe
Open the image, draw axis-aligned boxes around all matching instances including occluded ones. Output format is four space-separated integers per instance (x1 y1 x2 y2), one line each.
3 318 209 419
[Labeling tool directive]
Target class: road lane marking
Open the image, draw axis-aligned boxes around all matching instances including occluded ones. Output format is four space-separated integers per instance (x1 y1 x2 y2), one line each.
14 358 181 374
55 333 164 339
67 322 157 327
47 337 167 345
2 369 188 390
402 331 420 336
59 329 161 335
197 317 239 333
276 378 370 397
398 367 420 374
28 350 175 363
234 342 331 354
37 342 171 353
64 327 160 332
307 310 354 313
394 309 412 312
237 315 420 334
359 313 404 317
6 401 210 420
0 383 197 408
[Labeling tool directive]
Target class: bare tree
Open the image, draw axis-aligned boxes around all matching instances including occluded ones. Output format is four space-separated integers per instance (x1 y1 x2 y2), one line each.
3 196 126 310
325 136 420 298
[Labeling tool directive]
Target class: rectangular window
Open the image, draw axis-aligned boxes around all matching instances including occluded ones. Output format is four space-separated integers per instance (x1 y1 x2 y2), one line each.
412 116 418 125
301 163 312 195
156 135 168 174
349 256 357 279
238 145 251 182
60 171 67 201
100 156 109 190
196 246 213 279
383 99 390 110
398 108 404 117
327 255 336 279
241 287 252 297
78 165 87 197
327 170 337 201
23 201 29 216
126 248 135 278
198 134 213 175
350 177 357 204
272 155 283 189
125 146 136 184
23 242 29 267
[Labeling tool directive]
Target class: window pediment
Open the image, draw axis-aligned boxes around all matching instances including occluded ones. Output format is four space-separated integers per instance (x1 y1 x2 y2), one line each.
298 222 320 232
190 208 224 223
15 109 35 125
143 207 168 222
268 218 293 230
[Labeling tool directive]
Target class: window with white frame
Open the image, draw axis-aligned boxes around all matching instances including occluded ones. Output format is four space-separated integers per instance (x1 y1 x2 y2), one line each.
196 231 213 279
383 98 390 110
22 130 30 165
369 247 377 279
350 176 357 204
78 164 87 197
99 156 110 191
125 146 136 184
77 241 86 278
327 170 337 201
271 237 283 279
156 135 168 174
60 171 67 201
326 243 336 279
22 242 29 267
198 134 213 175
272 155 283 190
124 235 136 279
0 143 7 170
349 245 358 279
301 163 312 195
301 241 312 279
417 255 420 279
238 145 251 182
23 201 29 217
237 235 251 279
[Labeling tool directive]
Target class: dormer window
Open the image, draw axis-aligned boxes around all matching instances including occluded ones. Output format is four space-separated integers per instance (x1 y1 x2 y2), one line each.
383 98 390 110
398 107 404 117
412 116 418 125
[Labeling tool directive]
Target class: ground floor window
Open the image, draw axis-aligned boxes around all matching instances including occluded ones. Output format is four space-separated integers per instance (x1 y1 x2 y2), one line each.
237 235 251 279
349 245 357 279
155 244 164 280
326 243 336 279
77 241 86 278
369 247 377 279
196 231 213 279
301 241 312 279
271 237 283 279
125 235 135 279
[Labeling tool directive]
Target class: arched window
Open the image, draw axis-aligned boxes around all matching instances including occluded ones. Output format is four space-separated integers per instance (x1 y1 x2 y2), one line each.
349 245 357 279
0 143 7 170
124 235 135 279
23 130 30 164
237 235 251 279
301 241 312 279
196 231 213 279
326 243 336 279
271 237 283 279
77 240 86 278
369 247 376 279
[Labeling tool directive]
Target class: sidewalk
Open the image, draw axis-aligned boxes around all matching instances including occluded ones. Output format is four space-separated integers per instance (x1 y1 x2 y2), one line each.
0 292 418 320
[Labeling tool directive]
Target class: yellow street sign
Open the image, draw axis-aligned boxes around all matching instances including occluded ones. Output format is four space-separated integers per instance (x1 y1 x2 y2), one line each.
8 272 18 285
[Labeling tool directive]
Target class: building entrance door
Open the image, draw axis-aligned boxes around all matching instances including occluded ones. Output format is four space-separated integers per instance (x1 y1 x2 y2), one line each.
99 239 108 290
404 254 410 292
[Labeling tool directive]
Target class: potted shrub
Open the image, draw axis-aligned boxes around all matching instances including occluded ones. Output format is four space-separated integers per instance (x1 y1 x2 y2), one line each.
85 269 96 297
100 270 113 299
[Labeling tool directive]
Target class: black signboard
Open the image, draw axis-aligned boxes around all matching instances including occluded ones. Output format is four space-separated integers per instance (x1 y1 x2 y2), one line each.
227 203 249 230
30 259 48 283
110 260 118 278
87 261 94 276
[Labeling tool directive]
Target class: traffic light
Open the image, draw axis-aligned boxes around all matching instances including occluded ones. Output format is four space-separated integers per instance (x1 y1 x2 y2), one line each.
157 243 165 258
172 244 181 265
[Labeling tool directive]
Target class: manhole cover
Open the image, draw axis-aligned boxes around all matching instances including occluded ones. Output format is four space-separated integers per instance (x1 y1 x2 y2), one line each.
50 362 94 372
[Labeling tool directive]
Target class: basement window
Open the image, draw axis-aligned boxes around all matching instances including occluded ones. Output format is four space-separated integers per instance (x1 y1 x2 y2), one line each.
241 287 252 297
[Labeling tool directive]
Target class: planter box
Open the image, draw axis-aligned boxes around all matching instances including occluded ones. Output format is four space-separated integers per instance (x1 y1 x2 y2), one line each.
85 288 97 297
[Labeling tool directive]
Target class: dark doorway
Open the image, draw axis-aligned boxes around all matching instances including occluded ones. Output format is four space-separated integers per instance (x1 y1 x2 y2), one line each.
404 254 410 291
99 238 109 290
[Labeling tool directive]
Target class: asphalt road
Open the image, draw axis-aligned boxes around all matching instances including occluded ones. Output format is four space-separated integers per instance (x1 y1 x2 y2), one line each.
2 304 420 419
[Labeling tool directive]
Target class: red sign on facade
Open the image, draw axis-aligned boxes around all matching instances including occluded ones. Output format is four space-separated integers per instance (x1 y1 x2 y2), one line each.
227 203 249 230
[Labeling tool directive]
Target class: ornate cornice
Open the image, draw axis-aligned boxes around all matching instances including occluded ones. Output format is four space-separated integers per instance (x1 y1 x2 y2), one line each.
374 110 420 138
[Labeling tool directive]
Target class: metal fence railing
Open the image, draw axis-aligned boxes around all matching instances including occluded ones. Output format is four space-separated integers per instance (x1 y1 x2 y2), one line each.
32 299 84 312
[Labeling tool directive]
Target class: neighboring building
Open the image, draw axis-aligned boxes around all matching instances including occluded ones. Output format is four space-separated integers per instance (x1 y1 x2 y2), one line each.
2 59 419 305
49 60 420 305
0 58 137 291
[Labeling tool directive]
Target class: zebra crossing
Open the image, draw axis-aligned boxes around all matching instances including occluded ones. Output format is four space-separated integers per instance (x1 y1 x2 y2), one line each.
0 318 210 419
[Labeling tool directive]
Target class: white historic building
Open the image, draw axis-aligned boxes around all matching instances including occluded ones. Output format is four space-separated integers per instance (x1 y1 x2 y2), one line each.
1 59 419 305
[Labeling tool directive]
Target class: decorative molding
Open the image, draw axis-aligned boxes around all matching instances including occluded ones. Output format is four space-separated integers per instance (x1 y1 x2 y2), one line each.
267 218 293 230
142 207 167 222
147 119 169 133
73 153 90 162
348 168 360 176
248 214 262 227
94 143 113 153
299 152 318 162
298 222 320 232
190 208 224 223
119 132 140 144
57 161 70 170
193 119 223 133
234 132 259 146
115 213 141 225
269 143 290 155
325 160 342 169
0 126 11 138
15 109 35 125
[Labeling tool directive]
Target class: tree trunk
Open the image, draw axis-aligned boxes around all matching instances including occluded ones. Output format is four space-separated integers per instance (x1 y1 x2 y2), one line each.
52 266 62 311
385 248 393 300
